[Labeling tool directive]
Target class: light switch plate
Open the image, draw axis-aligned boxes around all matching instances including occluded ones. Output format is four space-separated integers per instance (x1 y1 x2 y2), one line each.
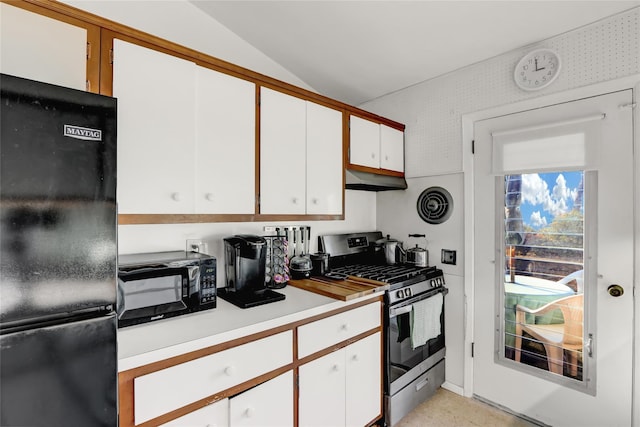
441 249 457 265
186 239 207 254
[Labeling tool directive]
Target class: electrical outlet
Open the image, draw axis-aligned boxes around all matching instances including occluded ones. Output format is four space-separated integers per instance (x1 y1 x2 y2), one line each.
441 249 457 265
186 239 207 254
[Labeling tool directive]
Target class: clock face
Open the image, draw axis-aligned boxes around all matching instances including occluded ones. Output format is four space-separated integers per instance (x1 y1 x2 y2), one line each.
514 49 561 91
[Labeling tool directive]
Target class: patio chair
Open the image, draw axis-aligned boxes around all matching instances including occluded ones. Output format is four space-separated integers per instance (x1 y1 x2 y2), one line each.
514 293 583 376
556 269 584 294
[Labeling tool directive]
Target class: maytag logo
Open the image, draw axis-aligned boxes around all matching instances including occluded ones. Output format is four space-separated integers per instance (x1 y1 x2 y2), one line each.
64 125 102 141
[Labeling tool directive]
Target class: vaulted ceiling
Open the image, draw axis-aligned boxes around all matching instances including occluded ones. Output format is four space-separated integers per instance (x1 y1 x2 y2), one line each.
191 1 639 105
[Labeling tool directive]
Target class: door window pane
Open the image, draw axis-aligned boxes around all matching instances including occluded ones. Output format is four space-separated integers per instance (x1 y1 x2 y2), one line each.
503 171 584 381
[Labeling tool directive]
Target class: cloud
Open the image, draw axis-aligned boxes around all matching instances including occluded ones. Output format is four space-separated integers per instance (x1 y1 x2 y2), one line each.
530 211 548 228
521 173 572 217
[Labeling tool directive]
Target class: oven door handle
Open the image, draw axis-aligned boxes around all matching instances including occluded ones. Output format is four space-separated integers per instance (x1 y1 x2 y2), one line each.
390 305 413 319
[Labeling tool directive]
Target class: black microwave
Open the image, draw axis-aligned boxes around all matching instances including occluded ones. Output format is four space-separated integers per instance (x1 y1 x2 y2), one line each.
117 251 216 327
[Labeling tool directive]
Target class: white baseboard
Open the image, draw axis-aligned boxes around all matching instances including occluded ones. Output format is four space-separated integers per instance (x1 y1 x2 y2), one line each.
441 381 464 396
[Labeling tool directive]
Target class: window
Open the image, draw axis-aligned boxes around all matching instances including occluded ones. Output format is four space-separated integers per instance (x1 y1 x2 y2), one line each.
503 171 584 380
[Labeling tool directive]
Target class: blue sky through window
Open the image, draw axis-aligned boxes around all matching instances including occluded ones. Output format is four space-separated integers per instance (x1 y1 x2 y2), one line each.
517 171 583 229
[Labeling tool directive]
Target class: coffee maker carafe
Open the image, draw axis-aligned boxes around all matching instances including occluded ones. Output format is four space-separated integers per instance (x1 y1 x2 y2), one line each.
219 234 286 308
224 235 267 293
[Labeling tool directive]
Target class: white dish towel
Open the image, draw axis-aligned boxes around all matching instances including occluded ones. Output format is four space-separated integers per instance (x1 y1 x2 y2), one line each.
410 292 444 350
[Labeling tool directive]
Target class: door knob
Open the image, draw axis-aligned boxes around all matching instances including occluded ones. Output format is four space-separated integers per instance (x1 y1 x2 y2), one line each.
607 284 624 297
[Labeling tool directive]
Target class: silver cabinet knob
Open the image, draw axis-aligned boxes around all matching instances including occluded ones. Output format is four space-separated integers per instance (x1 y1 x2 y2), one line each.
171 192 181 202
205 193 214 201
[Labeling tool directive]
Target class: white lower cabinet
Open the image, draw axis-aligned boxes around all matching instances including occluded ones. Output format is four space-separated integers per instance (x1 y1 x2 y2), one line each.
160 398 229 427
229 371 293 427
299 332 382 427
134 331 291 424
299 349 346 427
345 333 382 427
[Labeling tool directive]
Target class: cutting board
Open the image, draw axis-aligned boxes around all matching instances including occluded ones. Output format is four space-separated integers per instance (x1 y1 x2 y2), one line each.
288 276 388 301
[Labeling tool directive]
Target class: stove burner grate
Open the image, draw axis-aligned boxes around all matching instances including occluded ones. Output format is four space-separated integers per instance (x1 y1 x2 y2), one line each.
330 264 436 284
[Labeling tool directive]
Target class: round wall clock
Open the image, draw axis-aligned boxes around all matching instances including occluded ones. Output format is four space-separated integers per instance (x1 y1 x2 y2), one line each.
514 48 561 91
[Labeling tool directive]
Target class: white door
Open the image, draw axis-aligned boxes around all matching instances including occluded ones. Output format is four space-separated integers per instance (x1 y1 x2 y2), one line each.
113 39 196 214
195 66 255 214
159 398 228 427
298 349 346 427
345 333 381 427
349 115 380 169
306 101 343 215
229 372 293 427
380 125 404 173
473 90 633 426
0 3 87 91
260 87 306 215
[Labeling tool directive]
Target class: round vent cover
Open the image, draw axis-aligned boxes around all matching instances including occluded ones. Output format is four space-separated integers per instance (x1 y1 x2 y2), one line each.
417 187 453 224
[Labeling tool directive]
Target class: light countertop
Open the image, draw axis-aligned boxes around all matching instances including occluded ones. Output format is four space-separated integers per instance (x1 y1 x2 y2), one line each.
118 286 379 372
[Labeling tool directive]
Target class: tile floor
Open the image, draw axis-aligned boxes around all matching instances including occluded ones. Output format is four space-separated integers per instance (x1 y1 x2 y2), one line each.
395 388 538 427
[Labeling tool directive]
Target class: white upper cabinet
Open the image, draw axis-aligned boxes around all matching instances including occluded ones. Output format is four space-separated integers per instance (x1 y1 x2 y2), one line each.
114 40 256 215
380 124 404 172
260 87 343 216
113 39 197 214
350 115 404 173
349 116 380 169
195 67 256 214
260 87 307 215
0 3 86 90
306 101 343 215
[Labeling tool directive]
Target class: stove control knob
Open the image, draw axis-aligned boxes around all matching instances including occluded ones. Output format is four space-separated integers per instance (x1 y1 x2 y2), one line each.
396 290 404 299
430 279 435 287
405 288 412 297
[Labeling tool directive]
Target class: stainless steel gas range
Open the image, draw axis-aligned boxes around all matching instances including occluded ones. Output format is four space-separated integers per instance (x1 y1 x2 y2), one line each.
319 232 448 427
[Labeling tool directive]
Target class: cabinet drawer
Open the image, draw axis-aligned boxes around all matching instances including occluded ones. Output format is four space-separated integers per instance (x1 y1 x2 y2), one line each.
134 331 292 424
298 302 381 359
229 371 293 427
159 398 228 427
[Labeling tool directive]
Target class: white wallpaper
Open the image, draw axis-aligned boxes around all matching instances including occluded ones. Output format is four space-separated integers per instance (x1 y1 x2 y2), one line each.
360 7 640 178
366 6 639 392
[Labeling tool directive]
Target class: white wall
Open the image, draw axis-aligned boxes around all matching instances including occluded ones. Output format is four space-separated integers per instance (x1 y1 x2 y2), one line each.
361 7 640 392
119 190 376 287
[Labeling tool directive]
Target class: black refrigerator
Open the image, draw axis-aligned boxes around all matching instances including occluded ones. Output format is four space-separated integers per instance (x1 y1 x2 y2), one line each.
0 74 117 426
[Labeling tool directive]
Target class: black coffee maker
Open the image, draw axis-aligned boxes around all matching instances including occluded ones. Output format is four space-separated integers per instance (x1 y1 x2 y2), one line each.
219 234 285 308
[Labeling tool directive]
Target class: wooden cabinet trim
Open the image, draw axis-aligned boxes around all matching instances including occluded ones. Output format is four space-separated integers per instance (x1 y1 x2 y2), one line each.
118 296 382 427
117 213 345 225
11 0 404 127
346 163 405 178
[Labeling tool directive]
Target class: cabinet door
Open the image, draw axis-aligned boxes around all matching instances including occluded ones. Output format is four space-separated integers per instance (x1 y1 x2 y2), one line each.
298 350 345 427
0 3 86 90
160 398 229 427
113 39 196 214
349 116 380 169
306 102 343 215
196 67 255 214
260 88 306 215
380 125 404 172
229 371 293 427
345 333 382 427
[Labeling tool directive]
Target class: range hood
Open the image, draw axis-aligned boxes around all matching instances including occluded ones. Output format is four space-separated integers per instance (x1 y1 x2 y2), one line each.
345 169 407 191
